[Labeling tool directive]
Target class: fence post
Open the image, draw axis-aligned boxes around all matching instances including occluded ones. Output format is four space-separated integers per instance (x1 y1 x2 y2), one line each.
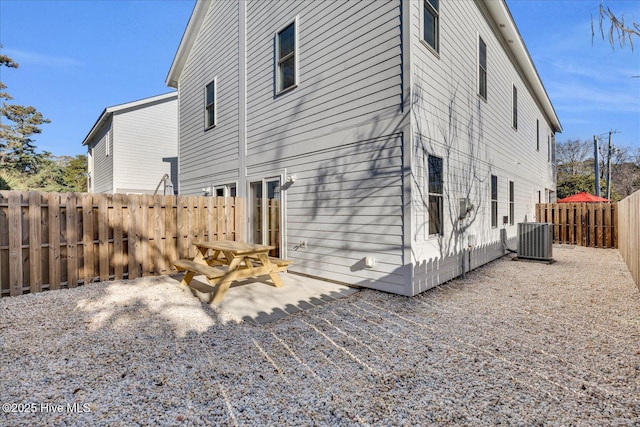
81 193 94 285
98 194 109 281
128 194 139 280
165 194 178 273
28 192 42 293
49 193 61 290
8 192 23 296
65 193 78 288
113 193 124 280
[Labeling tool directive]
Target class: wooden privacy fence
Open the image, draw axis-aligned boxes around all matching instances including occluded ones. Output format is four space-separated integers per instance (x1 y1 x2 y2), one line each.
535 202 617 248
0 191 242 297
617 190 640 289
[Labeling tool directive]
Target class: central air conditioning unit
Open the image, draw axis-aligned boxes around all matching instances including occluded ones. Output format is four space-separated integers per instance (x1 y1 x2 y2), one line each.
517 223 553 261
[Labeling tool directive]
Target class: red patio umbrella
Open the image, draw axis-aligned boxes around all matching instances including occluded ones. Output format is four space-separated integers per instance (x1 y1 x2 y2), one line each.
556 192 610 203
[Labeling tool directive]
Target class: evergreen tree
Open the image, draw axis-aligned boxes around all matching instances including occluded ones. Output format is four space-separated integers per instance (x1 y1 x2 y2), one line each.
0 49 51 173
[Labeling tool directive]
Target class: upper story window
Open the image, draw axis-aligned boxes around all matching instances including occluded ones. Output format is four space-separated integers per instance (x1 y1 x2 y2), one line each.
478 36 487 100
105 129 112 157
536 119 540 151
512 85 518 129
423 0 439 52
205 79 216 129
428 154 444 236
276 18 298 94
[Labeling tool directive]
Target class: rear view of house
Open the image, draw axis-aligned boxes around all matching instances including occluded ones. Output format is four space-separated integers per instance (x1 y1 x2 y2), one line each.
167 0 561 296
82 92 178 195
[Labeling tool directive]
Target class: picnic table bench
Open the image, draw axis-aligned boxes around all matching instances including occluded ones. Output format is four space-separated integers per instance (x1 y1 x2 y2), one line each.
172 240 292 304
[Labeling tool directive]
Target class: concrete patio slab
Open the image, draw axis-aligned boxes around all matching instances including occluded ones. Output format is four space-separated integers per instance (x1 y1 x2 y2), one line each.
172 272 360 325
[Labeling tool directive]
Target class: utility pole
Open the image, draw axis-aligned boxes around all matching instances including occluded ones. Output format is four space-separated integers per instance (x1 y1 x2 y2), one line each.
594 135 600 197
605 130 620 200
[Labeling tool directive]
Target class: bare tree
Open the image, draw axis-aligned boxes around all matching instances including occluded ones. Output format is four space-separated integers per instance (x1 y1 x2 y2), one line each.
611 145 640 198
556 139 591 176
413 70 486 261
593 2 640 50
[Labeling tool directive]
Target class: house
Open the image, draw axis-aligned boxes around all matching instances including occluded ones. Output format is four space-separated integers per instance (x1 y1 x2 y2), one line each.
82 92 178 195
166 0 562 296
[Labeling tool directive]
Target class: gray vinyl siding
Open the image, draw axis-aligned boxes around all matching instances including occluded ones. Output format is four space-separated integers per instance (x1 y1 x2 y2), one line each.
247 134 408 294
246 0 403 163
112 97 178 194
409 0 555 290
241 0 407 292
89 122 114 193
178 0 240 195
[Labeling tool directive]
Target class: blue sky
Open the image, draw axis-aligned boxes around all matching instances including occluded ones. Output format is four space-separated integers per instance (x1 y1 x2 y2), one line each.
0 0 638 158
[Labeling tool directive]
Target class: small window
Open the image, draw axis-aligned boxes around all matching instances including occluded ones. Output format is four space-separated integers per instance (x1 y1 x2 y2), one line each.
215 183 237 198
205 79 216 129
276 19 298 94
105 129 112 157
512 85 518 129
509 181 514 225
536 120 540 151
428 155 443 236
478 36 487 99
491 175 498 228
547 134 551 162
423 0 439 52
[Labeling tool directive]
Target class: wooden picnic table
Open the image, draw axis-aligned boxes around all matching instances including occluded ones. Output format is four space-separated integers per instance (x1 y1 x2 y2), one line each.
172 240 290 304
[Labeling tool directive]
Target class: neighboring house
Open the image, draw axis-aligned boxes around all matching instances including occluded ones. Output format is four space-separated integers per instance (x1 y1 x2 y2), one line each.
82 92 178 195
166 0 562 296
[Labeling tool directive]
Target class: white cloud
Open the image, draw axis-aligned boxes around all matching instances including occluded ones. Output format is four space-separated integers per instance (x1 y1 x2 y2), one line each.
3 48 83 68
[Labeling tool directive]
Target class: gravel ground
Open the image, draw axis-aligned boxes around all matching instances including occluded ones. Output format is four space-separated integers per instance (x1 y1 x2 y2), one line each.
1 246 639 426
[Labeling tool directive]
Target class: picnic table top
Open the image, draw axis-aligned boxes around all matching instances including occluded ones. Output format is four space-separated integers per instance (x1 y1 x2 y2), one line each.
193 240 275 255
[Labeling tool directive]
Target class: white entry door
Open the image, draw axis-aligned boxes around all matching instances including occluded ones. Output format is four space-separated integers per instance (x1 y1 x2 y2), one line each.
249 177 282 257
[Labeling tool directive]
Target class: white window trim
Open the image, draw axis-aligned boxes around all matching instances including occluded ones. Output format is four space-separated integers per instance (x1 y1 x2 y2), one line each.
420 0 440 55
204 77 217 130
477 33 487 101
275 16 299 96
427 154 444 237
536 119 540 151
490 174 498 228
214 182 238 198
508 180 515 226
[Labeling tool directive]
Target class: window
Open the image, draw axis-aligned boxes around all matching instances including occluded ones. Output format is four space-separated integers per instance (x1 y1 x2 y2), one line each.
423 0 439 52
215 183 237 198
509 181 514 225
478 36 487 99
512 85 518 129
536 120 540 151
491 175 498 228
547 134 551 162
205 79 216 129
428 155 443 236
105 129 112 157
276 19 298 94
